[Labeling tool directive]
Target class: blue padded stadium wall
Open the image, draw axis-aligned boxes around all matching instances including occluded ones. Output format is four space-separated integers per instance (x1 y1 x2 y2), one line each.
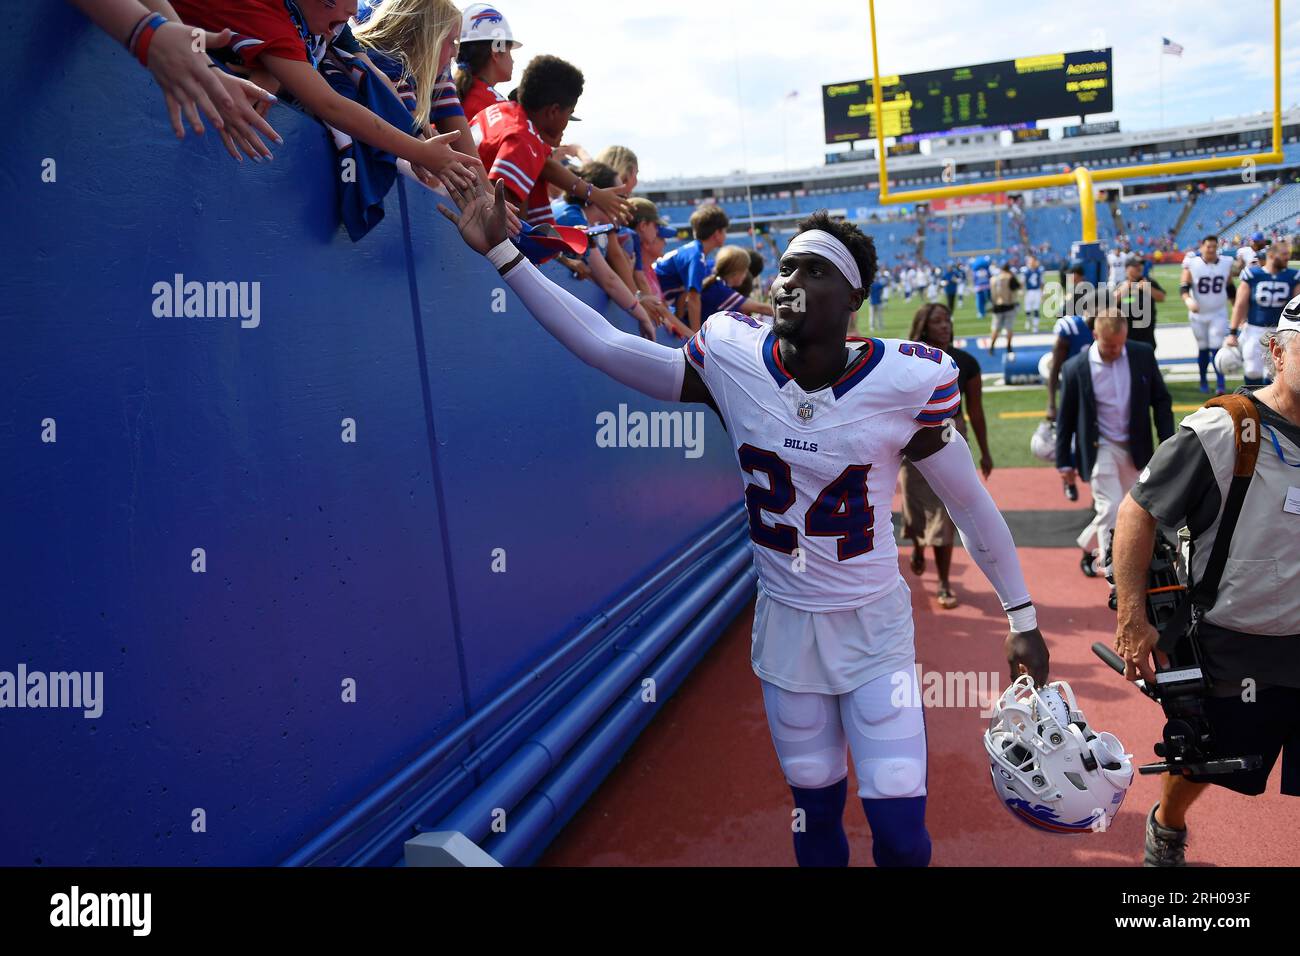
0 10 746 866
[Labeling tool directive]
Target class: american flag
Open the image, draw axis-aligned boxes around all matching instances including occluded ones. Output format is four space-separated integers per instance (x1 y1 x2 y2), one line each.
1162 37 1184 56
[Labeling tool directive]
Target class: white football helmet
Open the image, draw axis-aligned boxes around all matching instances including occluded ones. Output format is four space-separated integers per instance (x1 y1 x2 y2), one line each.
1030 419 1056 462
984 675 1134 834
1215 342 1244 376
1037 351 1055 382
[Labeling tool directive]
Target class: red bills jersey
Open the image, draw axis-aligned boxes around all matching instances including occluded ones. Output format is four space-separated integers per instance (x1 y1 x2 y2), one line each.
684 312 960 611
469 102 554 228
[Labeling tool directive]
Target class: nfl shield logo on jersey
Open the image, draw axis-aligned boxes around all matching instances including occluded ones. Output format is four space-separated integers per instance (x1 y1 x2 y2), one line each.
797 400 815 421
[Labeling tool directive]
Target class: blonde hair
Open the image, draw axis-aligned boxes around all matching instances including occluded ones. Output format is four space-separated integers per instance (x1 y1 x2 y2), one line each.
352 0 463 134
1093 308 1128 336
595 146 638 180
702 245 752 292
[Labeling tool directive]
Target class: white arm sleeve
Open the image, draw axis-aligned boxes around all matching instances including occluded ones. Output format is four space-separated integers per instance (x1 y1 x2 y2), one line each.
910 430 1036 631
493 241 684 402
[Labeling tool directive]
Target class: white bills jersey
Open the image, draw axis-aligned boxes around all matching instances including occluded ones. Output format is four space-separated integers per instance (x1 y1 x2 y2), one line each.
1107 250 1127 286
1236 245 1259 271
1184 253 1233 318
683 311 960 612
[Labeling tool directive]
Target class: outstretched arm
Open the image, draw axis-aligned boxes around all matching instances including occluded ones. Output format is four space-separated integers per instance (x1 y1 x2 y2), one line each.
903 425 1049 685
438 176 706 405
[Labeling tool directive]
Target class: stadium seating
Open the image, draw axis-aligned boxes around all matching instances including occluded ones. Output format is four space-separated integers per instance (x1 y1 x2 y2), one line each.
1214 182 1300 240
1175 186 1267 246
1118 193 1185 247
1022 204 1082 262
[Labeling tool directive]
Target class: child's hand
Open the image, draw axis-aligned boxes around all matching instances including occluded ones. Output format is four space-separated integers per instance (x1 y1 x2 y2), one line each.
211 70 282 162
590 184 631 225
149 23 238 140
417 131 483 189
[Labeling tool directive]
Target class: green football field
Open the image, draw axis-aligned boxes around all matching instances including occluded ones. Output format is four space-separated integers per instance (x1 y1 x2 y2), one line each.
850 263 1240 469
852 263 1186 340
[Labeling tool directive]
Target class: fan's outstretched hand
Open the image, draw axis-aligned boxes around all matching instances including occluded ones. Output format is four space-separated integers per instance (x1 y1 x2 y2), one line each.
437 177 509 256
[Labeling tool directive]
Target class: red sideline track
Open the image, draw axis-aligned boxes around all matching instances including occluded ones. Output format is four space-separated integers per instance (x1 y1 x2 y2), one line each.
541 468 1296 867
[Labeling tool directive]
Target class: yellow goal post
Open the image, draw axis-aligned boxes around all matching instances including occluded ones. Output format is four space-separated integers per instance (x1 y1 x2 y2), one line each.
866 0 1284 244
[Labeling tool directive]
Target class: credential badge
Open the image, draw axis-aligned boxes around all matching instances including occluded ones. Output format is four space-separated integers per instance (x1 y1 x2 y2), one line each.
797 400 815 422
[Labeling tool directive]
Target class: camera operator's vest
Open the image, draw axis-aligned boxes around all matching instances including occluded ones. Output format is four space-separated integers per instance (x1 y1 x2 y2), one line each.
1181 403 1300 636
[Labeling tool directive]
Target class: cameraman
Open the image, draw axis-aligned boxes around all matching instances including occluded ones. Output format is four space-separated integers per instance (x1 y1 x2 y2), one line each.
1112 312 1300 867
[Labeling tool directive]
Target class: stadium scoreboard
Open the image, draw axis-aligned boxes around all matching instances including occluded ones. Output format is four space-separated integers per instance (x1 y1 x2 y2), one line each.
822 49 1112 144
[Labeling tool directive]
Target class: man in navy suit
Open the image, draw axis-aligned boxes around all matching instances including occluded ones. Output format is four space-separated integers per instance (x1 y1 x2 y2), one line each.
1056 309 1175 583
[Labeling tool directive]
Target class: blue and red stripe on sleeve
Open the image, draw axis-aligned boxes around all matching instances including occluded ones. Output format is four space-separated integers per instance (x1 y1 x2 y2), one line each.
684 328 707 371
915 375 960 426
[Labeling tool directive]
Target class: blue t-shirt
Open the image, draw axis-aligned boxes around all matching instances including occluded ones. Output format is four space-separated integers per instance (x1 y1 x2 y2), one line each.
869 278 886 305
971 256 992 292
653 239 710 299
1022 266 1043 291
942 268 958 293
551 199 585 229
1241 265 1300 327
1054 314 1094 359
700 278 745 315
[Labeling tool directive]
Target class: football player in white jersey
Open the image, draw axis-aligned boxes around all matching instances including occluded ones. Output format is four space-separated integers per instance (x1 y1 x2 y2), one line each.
1181 235 1234 395
438 179 1050 868
1231 231 1267 278
1106 244 1128 287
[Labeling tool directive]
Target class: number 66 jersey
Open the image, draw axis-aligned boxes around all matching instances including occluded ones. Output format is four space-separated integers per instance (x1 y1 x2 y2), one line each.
683 311 961 612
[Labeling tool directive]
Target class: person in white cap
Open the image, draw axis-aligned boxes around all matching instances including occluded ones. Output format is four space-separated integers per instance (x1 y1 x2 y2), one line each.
437 178 1050 869
455 3 521 122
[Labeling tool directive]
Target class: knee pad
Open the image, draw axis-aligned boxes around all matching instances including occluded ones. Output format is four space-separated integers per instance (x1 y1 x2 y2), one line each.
782 754 847 789
859 757 927 798
762 684 848 790
842 672 928 799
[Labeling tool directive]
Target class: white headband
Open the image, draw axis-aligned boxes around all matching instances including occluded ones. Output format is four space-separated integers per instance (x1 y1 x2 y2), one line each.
784 230 862 291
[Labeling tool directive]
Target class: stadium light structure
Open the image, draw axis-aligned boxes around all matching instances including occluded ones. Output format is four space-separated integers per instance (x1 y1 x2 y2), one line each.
867 0 1284 245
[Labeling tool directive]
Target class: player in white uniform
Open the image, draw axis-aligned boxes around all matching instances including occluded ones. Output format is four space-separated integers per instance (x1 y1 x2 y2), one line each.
1180 235 1234 394
437 179 1050 868
1231 232 1267 278
1106 245 1128 288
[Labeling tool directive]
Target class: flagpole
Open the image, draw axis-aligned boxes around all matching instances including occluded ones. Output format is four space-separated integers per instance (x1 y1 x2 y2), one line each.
782 98 789 171
1159 44 1164 128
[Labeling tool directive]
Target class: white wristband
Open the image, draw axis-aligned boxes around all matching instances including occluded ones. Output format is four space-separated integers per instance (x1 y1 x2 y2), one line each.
487 239 520 271
1007 605 1038 633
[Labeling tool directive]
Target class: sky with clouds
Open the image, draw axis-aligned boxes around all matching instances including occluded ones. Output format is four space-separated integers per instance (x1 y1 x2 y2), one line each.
497 0 1300 182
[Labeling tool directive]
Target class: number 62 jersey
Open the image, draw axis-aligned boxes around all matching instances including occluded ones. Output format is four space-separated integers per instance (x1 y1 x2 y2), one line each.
683 311 961 612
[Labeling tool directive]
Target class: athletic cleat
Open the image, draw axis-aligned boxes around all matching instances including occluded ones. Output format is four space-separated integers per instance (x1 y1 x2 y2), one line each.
1144 803 1188 867
1080 549 1098 577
